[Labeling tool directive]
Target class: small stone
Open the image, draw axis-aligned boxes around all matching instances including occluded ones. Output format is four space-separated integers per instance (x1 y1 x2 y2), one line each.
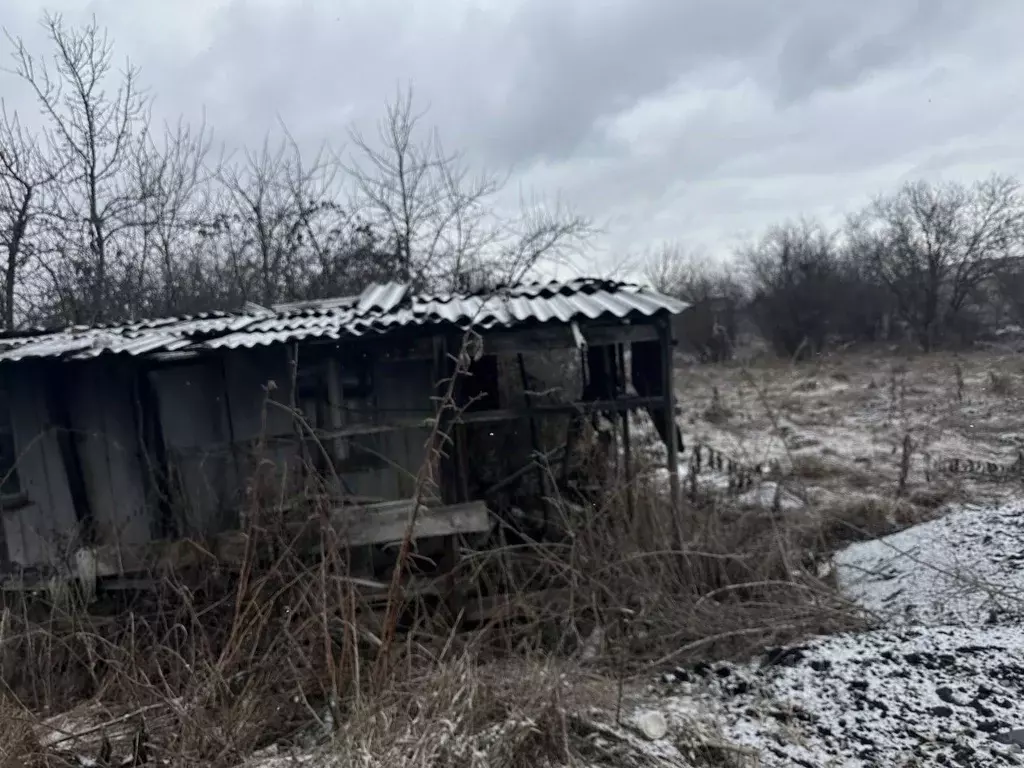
635 710 669 741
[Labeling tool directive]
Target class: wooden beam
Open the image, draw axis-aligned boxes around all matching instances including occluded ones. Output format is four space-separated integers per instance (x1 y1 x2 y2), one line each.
175 395 669 456
324 499 491 547
479 322 659 355
9 499 494 583
216 499 493 564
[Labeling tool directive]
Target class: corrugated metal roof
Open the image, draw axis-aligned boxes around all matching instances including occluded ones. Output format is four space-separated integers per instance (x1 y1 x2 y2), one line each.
0 278 688 362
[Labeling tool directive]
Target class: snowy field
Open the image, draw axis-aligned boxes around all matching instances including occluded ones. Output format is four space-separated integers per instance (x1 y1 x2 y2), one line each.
674 346 1024 507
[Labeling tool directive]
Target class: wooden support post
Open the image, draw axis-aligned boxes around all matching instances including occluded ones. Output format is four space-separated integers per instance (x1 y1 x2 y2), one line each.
617 343 634 520
516 353 547 500
561 347 588 489
218 355 242 520
659 319 680 510
325 356 347 467
44 364 95 543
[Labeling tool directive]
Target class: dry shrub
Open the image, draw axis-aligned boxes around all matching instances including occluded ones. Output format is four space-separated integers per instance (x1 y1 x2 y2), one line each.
908 484 957 511
988 369 1016 396
702 387 732 424
0 697 40 768
814 495 923 549
0 495 399 765
282 655 752 767
321 657 569 768
483 474 862 668
789 452 847 480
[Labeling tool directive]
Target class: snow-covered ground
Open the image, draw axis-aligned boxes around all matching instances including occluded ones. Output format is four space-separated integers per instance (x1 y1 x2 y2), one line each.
661 624 1024 766
673 347 1024 507
837 500 1024 627
646 499 1024 766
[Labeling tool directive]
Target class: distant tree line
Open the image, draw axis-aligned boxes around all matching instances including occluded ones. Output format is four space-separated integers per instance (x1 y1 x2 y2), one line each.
0 14 590 329
646 174 1024 357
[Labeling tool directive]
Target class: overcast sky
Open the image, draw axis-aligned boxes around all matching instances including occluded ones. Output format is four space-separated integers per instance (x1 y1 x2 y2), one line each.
3 1 1024 277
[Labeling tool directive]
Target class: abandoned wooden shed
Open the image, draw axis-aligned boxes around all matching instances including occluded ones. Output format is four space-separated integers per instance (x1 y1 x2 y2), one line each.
0 278 688 584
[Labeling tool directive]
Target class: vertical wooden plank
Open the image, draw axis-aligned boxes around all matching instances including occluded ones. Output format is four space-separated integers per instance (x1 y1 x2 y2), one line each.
659 318 680 510
5 365 78 566
221 348 302 508
0 508 24 567
618 343 634 520
68 363 153 552
516 353 547 501
341 356 433 501
149 362 233 536
43 366 94 540
134 366 174 538
325 356 347 467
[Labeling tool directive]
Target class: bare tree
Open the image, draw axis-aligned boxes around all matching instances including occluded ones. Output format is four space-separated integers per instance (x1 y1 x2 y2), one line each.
741 219 842 358
213 130 371 307
130 118 215 315
7 13 152 324
644 243 746 361
345 87 592 292
643 243 745 304
851 175 1024 350
0 105 61 328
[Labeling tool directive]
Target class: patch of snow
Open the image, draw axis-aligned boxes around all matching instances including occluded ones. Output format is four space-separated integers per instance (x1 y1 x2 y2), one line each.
836 500 1024 626
658 625 1024 766
636 499 1024 765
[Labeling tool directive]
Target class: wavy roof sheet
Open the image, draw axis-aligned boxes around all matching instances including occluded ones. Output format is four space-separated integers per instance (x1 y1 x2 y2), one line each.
0 278 688 362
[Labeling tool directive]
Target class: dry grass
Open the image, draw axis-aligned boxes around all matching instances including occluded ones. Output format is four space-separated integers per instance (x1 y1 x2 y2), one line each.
0 698 38 768
0 469 855 766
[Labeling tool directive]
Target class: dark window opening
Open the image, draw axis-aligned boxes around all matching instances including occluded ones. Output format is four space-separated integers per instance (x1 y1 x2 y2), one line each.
295 352 380 477
0 388 22 500
340 352 374 399
459 354 500 411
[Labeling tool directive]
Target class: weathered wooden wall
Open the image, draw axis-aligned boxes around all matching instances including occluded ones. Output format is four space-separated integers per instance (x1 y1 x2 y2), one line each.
220 347 304 507
0 343 448 569
0 364 79 566
149 347 437 531
67 361 152 550
342 357 434 500
150 360 238 536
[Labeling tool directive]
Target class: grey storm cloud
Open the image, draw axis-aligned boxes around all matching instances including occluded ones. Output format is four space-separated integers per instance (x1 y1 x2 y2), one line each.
2 0 1023 271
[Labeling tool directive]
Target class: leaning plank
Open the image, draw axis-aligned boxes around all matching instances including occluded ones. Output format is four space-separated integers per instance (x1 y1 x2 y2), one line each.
1 500 492 587
214 499 492 565
327 499 491 546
